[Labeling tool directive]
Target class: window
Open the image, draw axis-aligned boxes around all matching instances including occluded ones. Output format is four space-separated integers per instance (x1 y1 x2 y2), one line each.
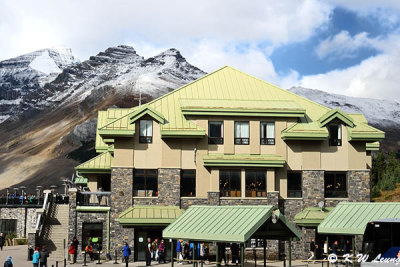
181 170 196 197
325 172 347 198
234 122 249 145
245 170 266 197
328 124 342 146
287 172 302 198
82 223 103 251
260 122 275 145
139 120 153 143
208 121 223 144
219 170 241 197
0 219 17 236
133 169 158 197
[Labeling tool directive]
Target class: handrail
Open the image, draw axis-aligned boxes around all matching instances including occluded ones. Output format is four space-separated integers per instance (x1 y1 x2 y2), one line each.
77 191 111 206
35 190 52 233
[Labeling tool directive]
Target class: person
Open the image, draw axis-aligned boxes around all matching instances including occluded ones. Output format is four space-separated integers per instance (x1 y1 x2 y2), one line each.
230 243 239 265
343 240 351 255
331 241 339 266
39 245 49 267
4 256 13 267
68 241 76 264
315 244 322 260
121 242 131 267
85 242 95 261
0 232 5 251
146 237 152 266
32 247 40 267
220 243 226 266
308 238 316 260
152 238 159 260
183 242 189 260
158 239 166 263
72 236 79 263
177 239 183 264
199 243 205 262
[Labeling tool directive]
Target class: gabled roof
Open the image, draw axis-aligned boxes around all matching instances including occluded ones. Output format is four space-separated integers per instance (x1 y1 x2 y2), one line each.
75 151 113 174
163 205 301 242
366 141 380 151
318 202 400 235
128 105 165 124
347 122 385 141
118 205 184 226
203 153 285 167
281 121 329 140
318 108 355 128
295 207 334 227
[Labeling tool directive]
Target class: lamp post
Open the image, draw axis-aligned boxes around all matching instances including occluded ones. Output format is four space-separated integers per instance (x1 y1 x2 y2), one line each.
62 179 69 195
5 187 9 205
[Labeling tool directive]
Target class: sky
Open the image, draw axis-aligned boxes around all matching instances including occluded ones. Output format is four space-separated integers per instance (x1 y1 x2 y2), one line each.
1 0 400 100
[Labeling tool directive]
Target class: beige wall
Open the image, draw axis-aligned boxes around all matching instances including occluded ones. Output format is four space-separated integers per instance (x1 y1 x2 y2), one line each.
110 116 369 199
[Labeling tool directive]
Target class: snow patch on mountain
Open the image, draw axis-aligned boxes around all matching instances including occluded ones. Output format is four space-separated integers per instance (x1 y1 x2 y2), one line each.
289 87 400 127
29 50 62 74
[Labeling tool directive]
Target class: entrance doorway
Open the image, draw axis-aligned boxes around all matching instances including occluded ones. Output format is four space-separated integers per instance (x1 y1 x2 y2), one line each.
82 223 103 251
134 227 170 261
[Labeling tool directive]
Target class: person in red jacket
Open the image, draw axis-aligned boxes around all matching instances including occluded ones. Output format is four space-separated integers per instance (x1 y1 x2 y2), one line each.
68 241 76 264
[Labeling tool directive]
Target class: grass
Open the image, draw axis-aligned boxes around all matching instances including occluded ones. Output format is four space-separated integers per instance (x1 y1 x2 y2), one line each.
373 183 400 202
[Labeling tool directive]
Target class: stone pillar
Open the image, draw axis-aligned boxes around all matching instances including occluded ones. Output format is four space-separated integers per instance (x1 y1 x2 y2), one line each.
354 235 363 253
266 191 279 208
28 231 37 248
158 168 180 206
207 191 220 205
110 168 134 252
302 170 324 208
348 170 370 202
67 188 77 243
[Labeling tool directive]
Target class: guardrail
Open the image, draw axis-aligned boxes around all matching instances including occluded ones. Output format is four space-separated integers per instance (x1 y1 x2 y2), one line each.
35 190 52 234
77 192 111 206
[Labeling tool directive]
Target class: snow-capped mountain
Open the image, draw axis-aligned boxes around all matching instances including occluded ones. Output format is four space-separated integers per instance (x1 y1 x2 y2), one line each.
289 87 400 127
0 47 78 123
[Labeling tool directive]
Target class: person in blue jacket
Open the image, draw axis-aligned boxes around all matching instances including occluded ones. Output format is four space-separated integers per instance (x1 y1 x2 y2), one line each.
121 242 131 267
4 256 13 267
176 240 183 264
32 247 40 267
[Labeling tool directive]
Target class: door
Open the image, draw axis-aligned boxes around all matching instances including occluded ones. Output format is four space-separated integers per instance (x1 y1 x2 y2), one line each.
134 227 171 261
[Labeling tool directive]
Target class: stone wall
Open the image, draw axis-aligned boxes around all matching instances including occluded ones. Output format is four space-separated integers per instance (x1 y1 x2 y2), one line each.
132 197 158 206
0 207 37 237
180 198 208 209
158 168 180 206
302 170 324 208
76 211 108 259
110 168 134 251
348 170 370 202
67 188 77 243
219 192 279 207
207 191 220 205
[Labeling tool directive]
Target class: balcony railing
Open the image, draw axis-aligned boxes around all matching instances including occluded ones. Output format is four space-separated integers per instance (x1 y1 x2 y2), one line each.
0 196 44 207
77 192 111 206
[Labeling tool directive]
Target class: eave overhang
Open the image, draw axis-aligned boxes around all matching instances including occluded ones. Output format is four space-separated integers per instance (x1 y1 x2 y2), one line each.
203 153 285 168
318 108 355 128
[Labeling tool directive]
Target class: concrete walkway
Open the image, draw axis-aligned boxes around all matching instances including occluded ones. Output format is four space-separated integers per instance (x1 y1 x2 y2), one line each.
0 245 324 266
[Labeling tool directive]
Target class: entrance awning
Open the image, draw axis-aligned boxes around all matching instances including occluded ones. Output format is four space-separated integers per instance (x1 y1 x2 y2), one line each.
163 205 301 243
118 205 184 226
295 207 334 227
318 202 400 235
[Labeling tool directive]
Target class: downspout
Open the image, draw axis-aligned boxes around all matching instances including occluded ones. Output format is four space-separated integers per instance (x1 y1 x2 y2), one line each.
107 210 110 253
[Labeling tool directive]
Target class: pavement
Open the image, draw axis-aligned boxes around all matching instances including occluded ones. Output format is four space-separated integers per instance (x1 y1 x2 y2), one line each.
0 245 326 266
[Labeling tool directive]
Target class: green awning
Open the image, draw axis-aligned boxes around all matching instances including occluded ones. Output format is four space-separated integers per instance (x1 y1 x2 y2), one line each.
163 205 301 243
75 152 113 174
295 207 334 227
118 206 184 226
318 202 400 235
203 154 285 167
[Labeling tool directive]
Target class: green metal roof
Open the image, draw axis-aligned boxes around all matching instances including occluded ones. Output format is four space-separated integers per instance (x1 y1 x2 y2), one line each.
180 99 305 117
366 141 380 151
318 202 400 235
318 108 355 128
281 121 329 140
294 207 334 227
74 174 88 185
203 153 285 167
347 122 385 141
163 205 301 242
75 151 113 174
118 205 184 226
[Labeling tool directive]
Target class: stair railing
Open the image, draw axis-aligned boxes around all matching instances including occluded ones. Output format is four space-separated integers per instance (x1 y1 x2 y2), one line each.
35 190 52 234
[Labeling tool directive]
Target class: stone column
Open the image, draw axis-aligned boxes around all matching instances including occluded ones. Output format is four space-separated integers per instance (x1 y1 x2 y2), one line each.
158 168 180 206
266 191 279 208
207 191 220 205
109 168 134 252
302 170 324 208
67 188 77 243
348 170 370 202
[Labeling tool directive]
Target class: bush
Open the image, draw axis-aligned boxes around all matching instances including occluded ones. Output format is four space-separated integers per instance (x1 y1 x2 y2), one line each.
16 239 28 245
5 232 17 240
371 186 381 198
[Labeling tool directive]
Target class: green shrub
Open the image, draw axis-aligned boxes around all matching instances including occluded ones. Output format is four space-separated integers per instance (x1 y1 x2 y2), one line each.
371 186 381 198
16 239 28 245
5 232 17 240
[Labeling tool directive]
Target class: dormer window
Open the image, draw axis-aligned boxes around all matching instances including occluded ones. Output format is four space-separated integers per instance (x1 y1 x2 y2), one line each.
260 122 275 145
328 124 341 146
208 121 223 144
139 120 153 143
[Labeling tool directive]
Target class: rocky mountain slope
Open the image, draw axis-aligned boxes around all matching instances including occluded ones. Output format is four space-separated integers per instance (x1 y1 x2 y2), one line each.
0 46 205 190
289 87 400 151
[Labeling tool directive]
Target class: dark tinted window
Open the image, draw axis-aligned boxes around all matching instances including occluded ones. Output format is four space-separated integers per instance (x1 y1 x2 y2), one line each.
133 169 158 197
287 172 302 198
220 170 241 197
181 170 196 197
329 124 342 146
209 121 224 144
245 170 266 197
325 172 347 198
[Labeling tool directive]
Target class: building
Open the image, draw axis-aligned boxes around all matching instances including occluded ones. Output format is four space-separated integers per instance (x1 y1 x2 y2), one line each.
70 66 384 260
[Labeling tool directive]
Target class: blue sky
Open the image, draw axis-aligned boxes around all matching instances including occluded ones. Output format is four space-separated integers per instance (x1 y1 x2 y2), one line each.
1 0 400 100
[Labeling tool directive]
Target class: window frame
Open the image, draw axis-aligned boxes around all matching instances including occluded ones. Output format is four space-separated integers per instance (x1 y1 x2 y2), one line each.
133 169 158 197
260 121 275 145
208 121 224 144
219 169 241 197
328 124 342 146
234 121 250 145
139 120 153 144
245 170 266 197
180 169 196 197
324 171 348 198
287 171 302 198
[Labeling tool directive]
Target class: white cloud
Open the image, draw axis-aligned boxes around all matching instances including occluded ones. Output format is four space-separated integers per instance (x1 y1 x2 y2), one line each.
316 31 377 59
299 34 400 100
